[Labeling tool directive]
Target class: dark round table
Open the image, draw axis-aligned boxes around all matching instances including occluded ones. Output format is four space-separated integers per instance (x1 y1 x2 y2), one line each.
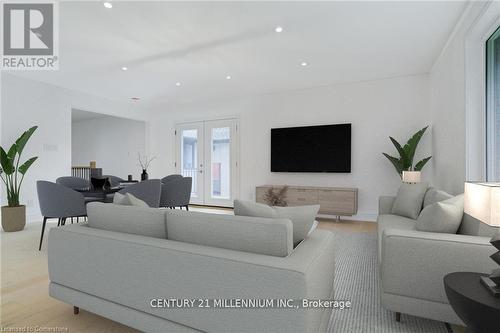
75 187 123 201
444 272 500 333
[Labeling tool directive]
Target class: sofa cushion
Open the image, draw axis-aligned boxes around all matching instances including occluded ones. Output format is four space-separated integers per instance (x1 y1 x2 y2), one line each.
416 195 464 234
166 209 293 257
86 202 166 238
391 182 428 219
234 200 319 245
377 214 416 260
423 188 453 207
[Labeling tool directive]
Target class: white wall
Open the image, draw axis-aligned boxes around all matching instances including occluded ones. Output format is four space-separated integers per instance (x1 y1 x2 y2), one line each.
429 2 496 194
0 73 147 222
148 74 432 221
72 115 146 179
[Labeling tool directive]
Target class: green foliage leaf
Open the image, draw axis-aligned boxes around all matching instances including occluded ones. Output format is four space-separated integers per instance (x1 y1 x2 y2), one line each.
0 147 14 174
18 157 38 174
15 126 37 156
414 156 432 171
402 126 428 168
382 153 403 176
7 144 17 160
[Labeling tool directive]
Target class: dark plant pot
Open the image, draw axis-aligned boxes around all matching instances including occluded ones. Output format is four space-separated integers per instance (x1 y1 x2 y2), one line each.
141 169 148 181
1 205 26 232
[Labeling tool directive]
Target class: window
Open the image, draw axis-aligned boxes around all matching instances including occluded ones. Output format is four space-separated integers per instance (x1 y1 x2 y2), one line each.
486 26 500 181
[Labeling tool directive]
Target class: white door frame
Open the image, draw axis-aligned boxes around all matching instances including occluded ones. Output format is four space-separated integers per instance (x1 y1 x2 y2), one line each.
175 118 239 207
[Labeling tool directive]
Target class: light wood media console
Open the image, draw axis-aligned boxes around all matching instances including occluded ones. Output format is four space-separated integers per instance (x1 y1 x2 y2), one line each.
256 185 358 218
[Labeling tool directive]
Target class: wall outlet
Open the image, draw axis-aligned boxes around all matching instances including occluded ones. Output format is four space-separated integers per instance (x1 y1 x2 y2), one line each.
43 143 58 152
26 199 34 207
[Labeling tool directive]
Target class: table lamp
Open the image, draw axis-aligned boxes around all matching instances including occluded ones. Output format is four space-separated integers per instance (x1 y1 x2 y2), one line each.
402 171 421 183
464 182 500 296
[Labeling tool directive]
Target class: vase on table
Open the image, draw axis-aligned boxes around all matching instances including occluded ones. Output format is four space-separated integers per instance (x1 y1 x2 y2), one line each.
141 169 148 181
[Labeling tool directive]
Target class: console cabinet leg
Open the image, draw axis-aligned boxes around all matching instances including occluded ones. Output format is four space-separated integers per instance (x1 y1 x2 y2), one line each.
395 312 401 322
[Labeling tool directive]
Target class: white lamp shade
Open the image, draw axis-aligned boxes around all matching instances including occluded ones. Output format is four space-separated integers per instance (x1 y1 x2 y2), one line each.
464 182 500 227
402 171 421 183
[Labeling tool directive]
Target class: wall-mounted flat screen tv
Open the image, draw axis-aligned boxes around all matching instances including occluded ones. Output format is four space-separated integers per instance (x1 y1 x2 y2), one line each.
271 123 351 173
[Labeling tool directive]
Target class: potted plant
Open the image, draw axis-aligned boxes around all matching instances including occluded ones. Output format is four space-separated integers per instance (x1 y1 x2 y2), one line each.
0 126 38 232
382 126 432 179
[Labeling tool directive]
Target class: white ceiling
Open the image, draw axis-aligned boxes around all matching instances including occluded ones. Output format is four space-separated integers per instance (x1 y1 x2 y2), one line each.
14 1 467 110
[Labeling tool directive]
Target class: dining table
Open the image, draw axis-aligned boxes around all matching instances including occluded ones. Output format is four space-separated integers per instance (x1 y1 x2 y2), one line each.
75 186 124 202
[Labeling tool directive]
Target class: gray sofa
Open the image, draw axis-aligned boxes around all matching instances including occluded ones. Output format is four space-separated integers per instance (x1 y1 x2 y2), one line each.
377 190 497 325
47 203 335 333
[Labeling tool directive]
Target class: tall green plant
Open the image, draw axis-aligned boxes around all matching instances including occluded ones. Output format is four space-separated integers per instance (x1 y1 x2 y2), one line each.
382 126 432 178
0 126 38 207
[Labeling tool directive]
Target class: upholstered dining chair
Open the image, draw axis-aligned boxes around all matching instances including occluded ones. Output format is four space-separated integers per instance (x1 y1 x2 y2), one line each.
56 176 90 189
161 174 183 184
37 181 87 250
118 179 161 208
160 177 192 210
102 175 125 187
57 175 101 209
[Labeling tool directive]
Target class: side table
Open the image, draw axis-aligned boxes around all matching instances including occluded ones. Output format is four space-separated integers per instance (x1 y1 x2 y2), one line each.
444 272 500 333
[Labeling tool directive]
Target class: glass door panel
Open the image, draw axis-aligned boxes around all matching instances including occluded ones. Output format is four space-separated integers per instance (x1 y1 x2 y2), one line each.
176 123 204 204
204 119 238 207
210 127 231 199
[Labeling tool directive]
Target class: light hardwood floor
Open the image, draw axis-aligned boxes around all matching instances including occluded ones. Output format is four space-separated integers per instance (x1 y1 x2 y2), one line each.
0 208 461 333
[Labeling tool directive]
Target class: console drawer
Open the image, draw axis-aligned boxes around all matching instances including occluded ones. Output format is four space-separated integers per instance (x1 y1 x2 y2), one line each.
318 189 356 215
286 188 318 206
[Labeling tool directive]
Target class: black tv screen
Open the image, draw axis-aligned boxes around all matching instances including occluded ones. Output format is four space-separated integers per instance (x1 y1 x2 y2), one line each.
271 124 351 173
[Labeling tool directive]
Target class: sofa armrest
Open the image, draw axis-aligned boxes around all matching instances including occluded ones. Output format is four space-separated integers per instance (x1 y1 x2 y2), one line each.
379 196 396 214
48 224 335 333
381 228 496 304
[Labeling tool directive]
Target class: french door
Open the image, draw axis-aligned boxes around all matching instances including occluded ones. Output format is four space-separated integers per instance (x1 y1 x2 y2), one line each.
176 119 238 207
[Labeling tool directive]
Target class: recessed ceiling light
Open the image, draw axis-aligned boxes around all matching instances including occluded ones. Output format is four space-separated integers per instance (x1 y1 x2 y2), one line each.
226 75 232 80
300 61 308 67
131 97 140 101
275 26 283 33
121 66 128 71
103 2 113 9
175 82 181 87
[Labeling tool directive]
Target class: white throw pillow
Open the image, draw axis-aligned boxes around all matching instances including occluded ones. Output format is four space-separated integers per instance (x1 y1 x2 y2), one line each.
391 182 429 219
274 205 320 245
234 200 319 245
112 192 148 207
416 195 464 234
113 192 131 205
233 200 277 218
423 187 453 207
126 193 149 207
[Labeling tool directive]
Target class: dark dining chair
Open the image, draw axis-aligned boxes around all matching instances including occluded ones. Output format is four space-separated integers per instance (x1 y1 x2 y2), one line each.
161 174 183 184
37 181 87 250
160 177 192 210
118 179 161 208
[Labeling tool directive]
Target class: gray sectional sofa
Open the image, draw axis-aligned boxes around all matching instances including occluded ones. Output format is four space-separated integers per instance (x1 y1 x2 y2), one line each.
377 188 498 325
47 203 335 333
